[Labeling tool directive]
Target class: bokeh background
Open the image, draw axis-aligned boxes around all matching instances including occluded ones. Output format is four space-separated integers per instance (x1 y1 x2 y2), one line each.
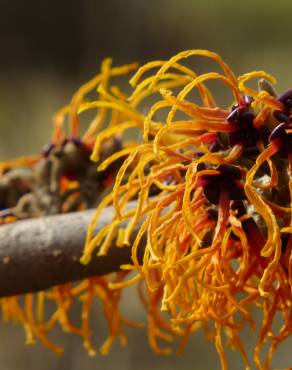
1 1 292 369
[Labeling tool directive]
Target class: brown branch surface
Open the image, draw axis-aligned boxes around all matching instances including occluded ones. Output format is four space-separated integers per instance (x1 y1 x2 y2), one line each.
0 202 140 297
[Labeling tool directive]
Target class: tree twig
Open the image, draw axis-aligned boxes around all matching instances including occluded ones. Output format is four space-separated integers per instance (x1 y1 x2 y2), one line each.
0 202 141 297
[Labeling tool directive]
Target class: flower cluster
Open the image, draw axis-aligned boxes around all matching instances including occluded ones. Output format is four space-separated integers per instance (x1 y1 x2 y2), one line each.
82 50 292 370
1 50 292 370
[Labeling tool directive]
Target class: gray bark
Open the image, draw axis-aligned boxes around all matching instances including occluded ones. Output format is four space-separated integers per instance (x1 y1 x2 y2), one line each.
0 202 141 297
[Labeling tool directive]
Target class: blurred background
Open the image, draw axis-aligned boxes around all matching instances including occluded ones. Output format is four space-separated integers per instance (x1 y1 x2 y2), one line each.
1 0 292 369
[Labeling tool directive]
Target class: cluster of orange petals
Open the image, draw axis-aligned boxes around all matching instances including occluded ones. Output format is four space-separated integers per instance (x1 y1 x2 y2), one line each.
2 50 292 370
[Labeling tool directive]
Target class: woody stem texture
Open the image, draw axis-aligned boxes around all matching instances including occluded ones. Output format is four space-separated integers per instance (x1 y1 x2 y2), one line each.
0 201 141 297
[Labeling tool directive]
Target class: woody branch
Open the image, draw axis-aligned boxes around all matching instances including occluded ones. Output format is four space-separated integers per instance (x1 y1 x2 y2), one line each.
0 202 141 298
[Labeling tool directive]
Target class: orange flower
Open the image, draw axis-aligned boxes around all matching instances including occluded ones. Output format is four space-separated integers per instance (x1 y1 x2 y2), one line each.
83 50 292 370
2 49 292 370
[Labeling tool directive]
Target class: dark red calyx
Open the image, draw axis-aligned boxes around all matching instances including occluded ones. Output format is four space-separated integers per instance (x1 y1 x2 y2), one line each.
278 89 292 110
269 122 292 159
227 104 255 125
227 103 265 151
273 110 290 124
41 143 55 158
273 89 292 124
243 95 254 105
201 164 245 205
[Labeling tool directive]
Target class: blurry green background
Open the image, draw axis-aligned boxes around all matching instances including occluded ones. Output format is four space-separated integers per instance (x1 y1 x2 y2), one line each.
0 1 292 369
